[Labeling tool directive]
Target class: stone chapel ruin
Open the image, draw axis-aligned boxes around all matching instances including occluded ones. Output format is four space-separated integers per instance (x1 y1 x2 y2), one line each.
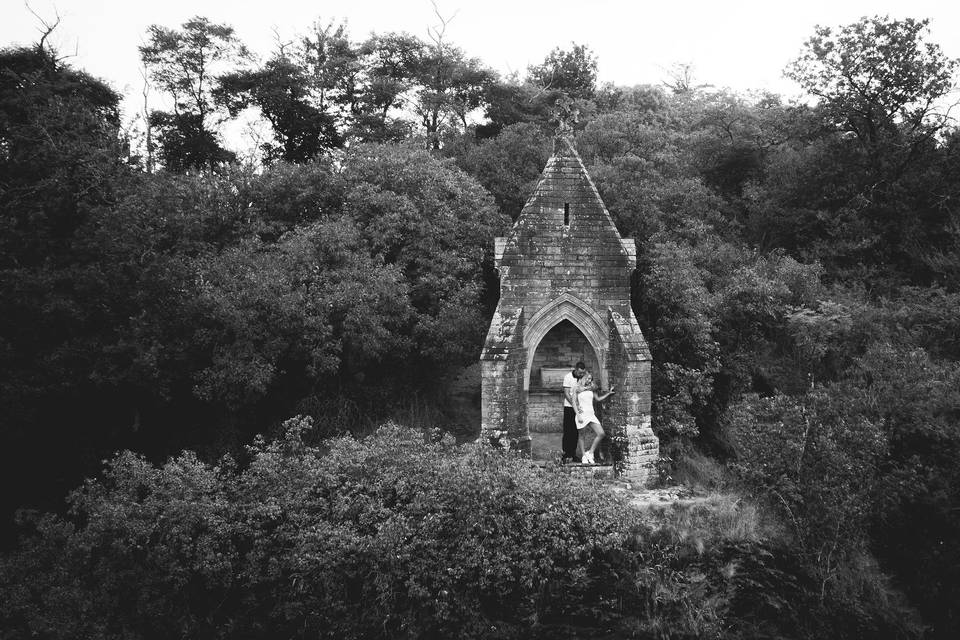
480 131 659 485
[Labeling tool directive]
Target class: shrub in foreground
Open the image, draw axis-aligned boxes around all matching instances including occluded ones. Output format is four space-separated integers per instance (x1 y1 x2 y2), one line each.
0 419 916 639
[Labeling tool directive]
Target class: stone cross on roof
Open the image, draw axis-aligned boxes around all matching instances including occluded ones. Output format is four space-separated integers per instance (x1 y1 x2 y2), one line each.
551 96 579 143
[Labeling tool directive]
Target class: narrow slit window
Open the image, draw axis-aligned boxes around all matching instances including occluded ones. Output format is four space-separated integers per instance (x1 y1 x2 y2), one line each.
564 202 570 226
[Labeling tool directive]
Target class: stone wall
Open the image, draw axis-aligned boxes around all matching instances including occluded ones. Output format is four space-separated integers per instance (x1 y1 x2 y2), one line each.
530 320 598 388
527 390 561 433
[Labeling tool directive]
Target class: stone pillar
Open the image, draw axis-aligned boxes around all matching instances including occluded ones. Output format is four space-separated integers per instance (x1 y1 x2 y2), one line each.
480 308 528 452
607 310 658 485
617 363 658 485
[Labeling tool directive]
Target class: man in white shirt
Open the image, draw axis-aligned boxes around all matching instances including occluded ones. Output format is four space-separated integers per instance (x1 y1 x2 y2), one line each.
561 361 587 462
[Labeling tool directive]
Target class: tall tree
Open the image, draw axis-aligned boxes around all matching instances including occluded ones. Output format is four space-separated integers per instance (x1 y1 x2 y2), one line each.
781 16 960 284
412 44 493 148
351 32 423 142
0 45 123 256
528 43 598 100
405 11 495 149
140 16 250 170
786 16 957 152
477 75 553 138
298 20 389 141
217 55 342 163
300 20 363 113
0 42 128 542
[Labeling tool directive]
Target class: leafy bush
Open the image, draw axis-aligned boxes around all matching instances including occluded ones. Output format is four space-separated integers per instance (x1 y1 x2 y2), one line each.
729 342 960 638
1 418 923 639
729 391 887 576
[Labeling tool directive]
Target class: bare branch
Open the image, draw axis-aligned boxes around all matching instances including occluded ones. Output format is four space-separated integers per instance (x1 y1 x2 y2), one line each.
140 63 154 173
660 62 712 95
427 1 458 47
271 25 293 57
25 0 61 54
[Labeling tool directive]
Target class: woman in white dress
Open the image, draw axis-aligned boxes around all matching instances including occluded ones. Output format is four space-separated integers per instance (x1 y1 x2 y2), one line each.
572 372 615 464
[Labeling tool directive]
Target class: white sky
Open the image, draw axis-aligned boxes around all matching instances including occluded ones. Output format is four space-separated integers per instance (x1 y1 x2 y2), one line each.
3 0 960 129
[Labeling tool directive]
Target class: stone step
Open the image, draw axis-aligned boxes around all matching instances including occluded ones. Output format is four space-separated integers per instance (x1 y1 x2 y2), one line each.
561 463 614 480
528 430 607 462
531 459 615 479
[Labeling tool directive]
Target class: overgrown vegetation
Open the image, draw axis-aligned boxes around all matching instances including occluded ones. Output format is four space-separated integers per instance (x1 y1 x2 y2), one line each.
0 420 923 639
2 12 959 638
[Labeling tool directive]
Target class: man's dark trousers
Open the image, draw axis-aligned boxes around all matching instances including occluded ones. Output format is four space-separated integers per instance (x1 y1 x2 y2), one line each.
562 406 579 461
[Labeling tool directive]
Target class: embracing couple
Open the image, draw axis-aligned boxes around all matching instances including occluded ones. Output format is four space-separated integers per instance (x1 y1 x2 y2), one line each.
561 361 615 464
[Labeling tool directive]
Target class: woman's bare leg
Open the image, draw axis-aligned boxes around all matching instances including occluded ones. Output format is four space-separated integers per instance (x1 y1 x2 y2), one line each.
588 422 604 458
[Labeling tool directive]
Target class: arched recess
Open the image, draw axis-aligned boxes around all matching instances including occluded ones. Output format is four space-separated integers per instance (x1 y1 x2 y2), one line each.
523 293 608 390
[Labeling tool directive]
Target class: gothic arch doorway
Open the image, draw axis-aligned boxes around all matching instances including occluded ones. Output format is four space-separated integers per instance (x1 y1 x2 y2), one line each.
523 293 607 390
524 319 601 459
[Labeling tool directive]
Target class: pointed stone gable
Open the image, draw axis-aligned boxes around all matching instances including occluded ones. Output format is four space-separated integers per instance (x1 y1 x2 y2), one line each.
490 136 642 324
481 134 658 485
